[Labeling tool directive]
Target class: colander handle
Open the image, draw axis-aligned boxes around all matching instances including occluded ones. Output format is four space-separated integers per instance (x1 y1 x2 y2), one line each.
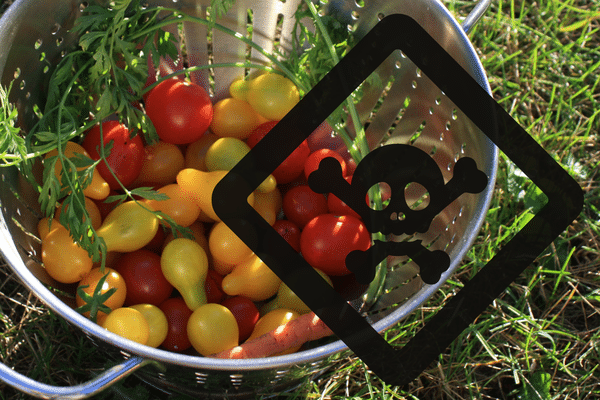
0 355 152 399
461 0 493 33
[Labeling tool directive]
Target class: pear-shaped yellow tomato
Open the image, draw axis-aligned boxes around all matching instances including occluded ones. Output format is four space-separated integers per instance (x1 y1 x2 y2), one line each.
161 238 209 311
130 304 169 348
44 141 110 200
41 220 93 284
145 183 200 227
187 303 238 356
246 308 300 354
230 73 300 121
176 168 255 222
252 187 282 226
96 201 159 253
208 221 254 266
222 254 281 301
209 98 261 140
102 307 150 345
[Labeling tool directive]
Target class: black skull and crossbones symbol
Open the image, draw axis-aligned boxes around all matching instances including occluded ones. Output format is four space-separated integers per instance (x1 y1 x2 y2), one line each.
307 144 488 285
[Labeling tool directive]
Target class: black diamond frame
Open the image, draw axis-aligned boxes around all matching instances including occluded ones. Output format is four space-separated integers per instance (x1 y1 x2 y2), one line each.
212 14 584 387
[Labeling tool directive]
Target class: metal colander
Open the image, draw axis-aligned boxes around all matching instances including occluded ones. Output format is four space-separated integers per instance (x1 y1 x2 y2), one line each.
0 0 497 398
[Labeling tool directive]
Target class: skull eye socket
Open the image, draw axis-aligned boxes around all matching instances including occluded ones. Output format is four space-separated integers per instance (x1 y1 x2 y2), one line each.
366 182 391 210
405 182 430 210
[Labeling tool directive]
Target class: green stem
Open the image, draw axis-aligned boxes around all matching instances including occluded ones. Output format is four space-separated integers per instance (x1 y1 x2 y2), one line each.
304 0 387 309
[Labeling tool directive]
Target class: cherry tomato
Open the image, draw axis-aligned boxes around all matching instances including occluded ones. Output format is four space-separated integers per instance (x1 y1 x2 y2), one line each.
102 307 150 345
115 249 173 306
231 73 300 121
209 98 261 139
221 296 260 343
246 121 311 184
129 304 169 348
83 121 145 190
76 267 127 318
132 141 185 187
205 269 225 304
187 303 239 356
300 214 371 276
145 78 213 145
159 297 193 352
272 219 301 252
282 185 328 229
304 148 347 181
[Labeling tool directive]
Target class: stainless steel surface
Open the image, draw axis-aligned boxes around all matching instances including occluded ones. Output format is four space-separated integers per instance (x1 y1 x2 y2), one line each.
0 0 497 397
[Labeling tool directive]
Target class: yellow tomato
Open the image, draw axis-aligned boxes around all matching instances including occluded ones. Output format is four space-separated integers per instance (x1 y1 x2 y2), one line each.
162 221 208 255
209 98 261 139
209 221 254 266
130 304 169 348
187 303 238 356
96 201 159 253
76 267 127 319
230 73 300 121
102 307 150 345
161 238 209 311
176 168 255 222
221 254 281 301
252 187 282 226
146 184 201 227
41 220 93 284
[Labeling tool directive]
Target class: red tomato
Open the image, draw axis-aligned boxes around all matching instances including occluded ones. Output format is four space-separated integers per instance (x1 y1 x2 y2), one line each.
300 214 371 276
304 148 347 181
116 249 173 306
246 121 311 184
159 297 193 352
272 219 301 252
282 185 328 229
205 269 225 304
220 296 260 343
83 121 145 189
145 79 213 145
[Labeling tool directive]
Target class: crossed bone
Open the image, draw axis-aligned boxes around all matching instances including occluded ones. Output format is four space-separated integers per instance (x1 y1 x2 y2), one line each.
308 144 488 285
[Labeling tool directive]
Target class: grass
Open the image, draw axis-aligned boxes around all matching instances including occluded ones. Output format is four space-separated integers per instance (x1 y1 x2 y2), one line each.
1 0 599 399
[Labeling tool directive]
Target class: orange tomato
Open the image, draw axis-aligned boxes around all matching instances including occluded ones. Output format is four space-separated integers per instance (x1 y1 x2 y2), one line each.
133 141 185 187
145 184 201 227
76 267 127 319
41 220 93 284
